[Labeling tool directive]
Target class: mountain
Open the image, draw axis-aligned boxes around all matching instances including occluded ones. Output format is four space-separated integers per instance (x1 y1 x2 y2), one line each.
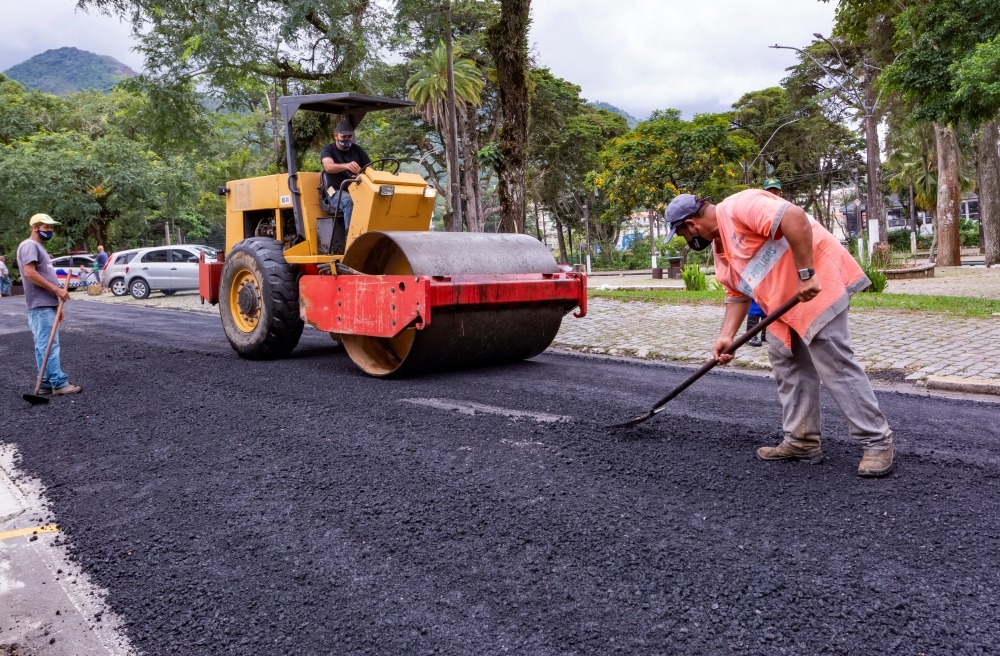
4 47 137 95
591 101 641 128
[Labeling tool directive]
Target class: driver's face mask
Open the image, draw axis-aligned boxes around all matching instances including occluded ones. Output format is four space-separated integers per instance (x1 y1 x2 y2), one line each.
337 138 353 149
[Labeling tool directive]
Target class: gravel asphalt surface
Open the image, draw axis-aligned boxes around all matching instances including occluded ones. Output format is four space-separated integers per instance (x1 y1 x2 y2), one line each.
2 299 1000 655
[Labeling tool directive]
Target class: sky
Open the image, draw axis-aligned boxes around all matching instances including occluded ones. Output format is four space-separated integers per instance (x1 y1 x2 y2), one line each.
1 0 838 120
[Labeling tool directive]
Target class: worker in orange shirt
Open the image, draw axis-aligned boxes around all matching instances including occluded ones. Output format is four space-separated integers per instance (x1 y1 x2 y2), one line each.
663 191 894 477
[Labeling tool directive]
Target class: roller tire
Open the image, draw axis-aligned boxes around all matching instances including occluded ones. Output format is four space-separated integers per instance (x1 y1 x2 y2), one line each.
219 238 303 360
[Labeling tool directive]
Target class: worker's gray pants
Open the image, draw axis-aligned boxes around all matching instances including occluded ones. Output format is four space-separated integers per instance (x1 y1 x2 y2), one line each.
767 307 892 451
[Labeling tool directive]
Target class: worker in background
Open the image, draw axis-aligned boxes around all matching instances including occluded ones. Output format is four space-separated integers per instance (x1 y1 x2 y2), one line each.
662 191 894 477
94 245 109 284
16 214 82 395
320 121 372 235
0 255 11 296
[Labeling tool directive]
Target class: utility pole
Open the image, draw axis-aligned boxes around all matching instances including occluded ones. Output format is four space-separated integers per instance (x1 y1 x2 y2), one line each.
443 0 464 231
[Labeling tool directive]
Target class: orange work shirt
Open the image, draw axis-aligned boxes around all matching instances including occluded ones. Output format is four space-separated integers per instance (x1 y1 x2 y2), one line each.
711 189 870 348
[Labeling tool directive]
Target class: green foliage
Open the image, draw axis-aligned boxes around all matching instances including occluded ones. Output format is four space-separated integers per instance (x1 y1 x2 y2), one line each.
680 263 708 291
881 0 1000 127
4 47 136 95
406 42 485 128
0 75 271 258
594 110 751 218
81 0 388 101
960 217 981 247
527 68 628 259
860 262 888 293
886 229 912 251
611 234 652 270
657 236 687 258
590 101 639 128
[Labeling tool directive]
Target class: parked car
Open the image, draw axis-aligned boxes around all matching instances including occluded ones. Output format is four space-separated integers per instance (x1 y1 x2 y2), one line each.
124 245 217 299
50 254 97 290
103 248 144 296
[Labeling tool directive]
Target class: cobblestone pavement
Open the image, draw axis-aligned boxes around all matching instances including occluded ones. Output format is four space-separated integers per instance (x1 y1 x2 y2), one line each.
54 265 1000 383
557 265 1000 384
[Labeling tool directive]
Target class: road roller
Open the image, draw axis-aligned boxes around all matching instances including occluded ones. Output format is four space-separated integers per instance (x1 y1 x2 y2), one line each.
199 93 587 376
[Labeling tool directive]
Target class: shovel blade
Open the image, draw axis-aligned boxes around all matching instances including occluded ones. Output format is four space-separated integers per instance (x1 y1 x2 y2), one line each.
607 411 655 429
23 394 50 406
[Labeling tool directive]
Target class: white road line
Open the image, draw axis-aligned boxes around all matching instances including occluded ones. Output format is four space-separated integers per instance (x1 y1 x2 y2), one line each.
401 398 573 423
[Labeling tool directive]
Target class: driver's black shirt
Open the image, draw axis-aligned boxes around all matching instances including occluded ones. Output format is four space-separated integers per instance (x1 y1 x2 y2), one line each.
320 142 372 194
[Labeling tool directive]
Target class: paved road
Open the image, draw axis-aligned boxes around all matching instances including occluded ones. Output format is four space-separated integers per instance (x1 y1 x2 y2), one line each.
2 301 1000 654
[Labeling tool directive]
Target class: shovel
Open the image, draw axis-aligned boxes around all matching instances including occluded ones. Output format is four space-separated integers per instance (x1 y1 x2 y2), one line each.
609 295 800 429
23 298 65 406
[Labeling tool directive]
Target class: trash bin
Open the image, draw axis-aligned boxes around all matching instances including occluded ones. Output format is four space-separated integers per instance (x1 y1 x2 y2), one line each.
666 257 683 279
651 267 663 279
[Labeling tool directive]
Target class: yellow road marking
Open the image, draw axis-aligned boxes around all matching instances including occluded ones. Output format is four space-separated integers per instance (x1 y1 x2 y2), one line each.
0 524 59 541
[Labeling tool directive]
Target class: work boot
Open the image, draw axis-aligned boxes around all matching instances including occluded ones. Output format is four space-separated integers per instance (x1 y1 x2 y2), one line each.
52 383 83 396
858 443 894 477
745 315 762 347
756 440 824 464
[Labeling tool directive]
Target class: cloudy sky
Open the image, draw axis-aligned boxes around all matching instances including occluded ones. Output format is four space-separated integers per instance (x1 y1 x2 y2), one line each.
1 0 837 120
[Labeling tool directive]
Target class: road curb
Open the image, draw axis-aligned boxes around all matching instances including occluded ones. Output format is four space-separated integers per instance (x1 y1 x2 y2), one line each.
926 375 1000 396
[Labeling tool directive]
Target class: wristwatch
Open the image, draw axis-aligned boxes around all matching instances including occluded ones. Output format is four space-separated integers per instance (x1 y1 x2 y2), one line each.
797 268 815 281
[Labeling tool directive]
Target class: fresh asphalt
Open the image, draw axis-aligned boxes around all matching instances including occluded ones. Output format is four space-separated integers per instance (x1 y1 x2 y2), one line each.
2 299 1000 654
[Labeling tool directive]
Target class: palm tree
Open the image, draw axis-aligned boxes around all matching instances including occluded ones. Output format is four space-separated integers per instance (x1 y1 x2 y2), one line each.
406 42 484 231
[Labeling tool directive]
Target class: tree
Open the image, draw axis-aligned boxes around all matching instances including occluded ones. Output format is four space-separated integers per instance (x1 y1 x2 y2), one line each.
406 42 484 231
885 123 937 232
876 0 1000 265
731 86 861 231
485 0 531 233
526 69 626 263
81 0 386 99
593 110 751 240
778 35 891 249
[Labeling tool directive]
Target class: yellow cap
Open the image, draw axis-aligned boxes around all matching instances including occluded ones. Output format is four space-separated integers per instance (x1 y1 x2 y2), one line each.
29 213 60 227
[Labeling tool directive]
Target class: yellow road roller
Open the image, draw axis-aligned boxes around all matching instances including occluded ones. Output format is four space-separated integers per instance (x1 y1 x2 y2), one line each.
199 93 587 376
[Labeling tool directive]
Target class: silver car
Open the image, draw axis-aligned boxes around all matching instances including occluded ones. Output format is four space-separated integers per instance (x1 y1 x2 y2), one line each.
124 245 217 299
103 248 143 296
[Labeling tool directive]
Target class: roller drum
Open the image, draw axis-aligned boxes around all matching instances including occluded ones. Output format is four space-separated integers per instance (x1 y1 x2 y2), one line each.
340 232 573 376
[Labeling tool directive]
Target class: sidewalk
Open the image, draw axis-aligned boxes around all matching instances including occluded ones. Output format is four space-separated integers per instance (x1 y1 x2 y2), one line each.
554 265 1000 395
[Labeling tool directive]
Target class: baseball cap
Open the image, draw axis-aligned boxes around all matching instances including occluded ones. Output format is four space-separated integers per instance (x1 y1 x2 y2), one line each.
28 213 60 227
335 121 355 136
663 194 701 241
763 177 782 191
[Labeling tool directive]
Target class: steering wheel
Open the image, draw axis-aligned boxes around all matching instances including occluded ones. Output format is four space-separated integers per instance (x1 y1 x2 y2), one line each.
365 158 401 175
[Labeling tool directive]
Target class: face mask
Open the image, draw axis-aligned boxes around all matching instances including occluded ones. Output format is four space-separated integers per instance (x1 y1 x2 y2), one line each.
683 222 711 251
38 230 54 241
337 139 352 149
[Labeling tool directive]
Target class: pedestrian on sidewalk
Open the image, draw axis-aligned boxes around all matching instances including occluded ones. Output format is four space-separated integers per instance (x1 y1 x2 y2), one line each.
16 213 83 396
94 245 108 284
663 190 894 477
0 255 11 297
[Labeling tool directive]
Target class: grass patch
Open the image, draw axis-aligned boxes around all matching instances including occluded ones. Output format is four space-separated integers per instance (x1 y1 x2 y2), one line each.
590 288 1000 317
850 293 1000 316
